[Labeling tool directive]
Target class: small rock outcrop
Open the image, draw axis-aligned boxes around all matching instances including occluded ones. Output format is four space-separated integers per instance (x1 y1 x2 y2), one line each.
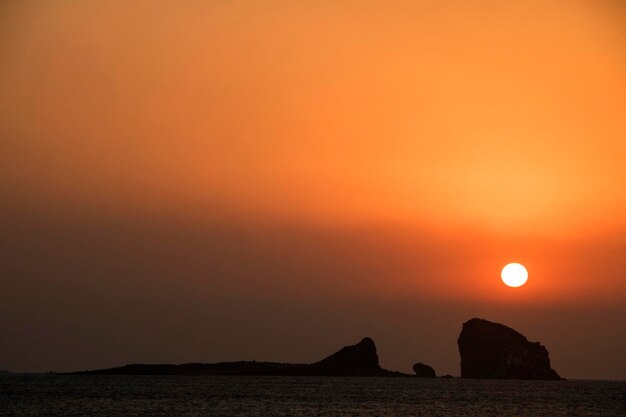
412 362 436 378
458 318 562 380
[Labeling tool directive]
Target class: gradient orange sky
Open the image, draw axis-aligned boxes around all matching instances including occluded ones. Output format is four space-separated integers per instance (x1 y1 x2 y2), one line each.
1 1 625 379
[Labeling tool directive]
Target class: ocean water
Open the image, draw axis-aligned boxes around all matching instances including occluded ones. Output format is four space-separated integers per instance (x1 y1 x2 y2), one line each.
1 374 624 416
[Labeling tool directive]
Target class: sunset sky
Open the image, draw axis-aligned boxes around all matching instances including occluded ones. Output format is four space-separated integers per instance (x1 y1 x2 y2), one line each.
1 0 625 379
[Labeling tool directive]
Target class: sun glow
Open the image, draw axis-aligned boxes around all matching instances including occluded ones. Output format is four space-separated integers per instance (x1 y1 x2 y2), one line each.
501 263 528 288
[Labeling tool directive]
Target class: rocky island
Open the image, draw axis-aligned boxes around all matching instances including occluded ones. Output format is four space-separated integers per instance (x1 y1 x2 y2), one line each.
71 337 407 377
458 318 562 380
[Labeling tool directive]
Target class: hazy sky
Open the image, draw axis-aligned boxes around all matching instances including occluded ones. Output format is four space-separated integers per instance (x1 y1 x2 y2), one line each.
1 0 625 379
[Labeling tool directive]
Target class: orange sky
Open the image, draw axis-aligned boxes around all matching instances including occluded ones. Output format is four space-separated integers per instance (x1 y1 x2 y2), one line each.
0 0 625 378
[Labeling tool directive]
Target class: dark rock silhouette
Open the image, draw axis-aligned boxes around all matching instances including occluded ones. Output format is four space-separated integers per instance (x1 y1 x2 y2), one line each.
458 318 562 380
68 320 566 378
412 362 436 378
70 337 406 377
439 374 454 378
314 337 379 369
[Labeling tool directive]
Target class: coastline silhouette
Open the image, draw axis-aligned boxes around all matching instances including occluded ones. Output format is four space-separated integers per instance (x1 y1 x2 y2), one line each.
70 318 562 379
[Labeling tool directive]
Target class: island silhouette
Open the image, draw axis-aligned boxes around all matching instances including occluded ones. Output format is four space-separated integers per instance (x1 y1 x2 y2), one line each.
458 318 562 380
70 318 562 379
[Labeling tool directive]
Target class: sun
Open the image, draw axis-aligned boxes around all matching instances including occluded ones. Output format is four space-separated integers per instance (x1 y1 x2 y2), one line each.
501 263 528 287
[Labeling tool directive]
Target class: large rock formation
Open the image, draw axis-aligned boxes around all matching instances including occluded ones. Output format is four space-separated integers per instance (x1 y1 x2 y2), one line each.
458 318 562 380
412 362 436 378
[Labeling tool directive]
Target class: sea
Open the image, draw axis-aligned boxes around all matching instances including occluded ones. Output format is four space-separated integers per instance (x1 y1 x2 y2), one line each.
1 374 624 416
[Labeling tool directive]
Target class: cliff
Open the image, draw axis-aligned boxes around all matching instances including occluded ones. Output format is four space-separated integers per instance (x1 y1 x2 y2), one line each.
458 318 562 380
313 337 381 374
